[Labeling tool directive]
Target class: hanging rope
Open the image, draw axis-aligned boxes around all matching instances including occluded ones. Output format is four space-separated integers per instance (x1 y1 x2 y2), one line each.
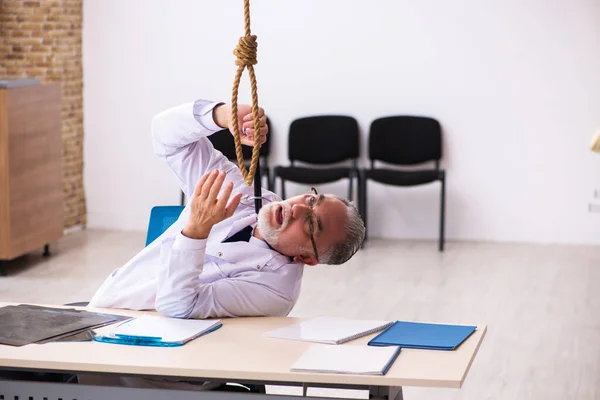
231 0 262 187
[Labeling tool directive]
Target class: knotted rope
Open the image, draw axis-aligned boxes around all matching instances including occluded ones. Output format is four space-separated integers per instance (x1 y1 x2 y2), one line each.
231 0 262 187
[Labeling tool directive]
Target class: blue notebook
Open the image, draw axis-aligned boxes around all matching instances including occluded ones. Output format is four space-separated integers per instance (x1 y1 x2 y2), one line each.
367 321 476 350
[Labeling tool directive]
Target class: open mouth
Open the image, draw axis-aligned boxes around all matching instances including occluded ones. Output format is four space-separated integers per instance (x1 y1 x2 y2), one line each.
276 206 284 226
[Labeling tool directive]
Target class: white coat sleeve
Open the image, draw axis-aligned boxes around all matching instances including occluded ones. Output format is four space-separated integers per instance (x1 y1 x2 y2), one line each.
155 233 296 319
154 233 208 318
151 99 238 198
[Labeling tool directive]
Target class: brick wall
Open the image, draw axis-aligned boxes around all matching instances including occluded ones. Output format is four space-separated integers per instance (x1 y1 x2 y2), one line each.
0 0 85 229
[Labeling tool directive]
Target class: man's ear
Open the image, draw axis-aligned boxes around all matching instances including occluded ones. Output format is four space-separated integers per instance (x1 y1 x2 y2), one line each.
293 254 318 266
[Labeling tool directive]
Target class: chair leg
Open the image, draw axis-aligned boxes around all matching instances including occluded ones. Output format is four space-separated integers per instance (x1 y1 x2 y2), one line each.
281 178 286 200
348 172 354 202
359 172 368 244
265 168 272 191
439 176 446 252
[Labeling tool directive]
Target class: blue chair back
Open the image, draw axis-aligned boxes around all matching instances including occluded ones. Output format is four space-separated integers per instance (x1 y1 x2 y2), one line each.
145 206 185 246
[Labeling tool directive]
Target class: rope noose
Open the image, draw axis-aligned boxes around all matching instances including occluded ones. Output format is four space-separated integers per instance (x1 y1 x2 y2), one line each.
231 0 262 188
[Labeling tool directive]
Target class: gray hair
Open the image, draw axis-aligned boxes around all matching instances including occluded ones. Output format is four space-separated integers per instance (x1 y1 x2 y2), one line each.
319 197 365 265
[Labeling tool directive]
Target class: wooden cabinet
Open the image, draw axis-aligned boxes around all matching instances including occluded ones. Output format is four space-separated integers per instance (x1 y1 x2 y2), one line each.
0 80 63 273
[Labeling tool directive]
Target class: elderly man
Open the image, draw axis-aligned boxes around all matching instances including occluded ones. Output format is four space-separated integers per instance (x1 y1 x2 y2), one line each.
88 98 365 319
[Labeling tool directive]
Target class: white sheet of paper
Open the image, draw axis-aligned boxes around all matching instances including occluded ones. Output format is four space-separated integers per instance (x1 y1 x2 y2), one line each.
291 344 400 375
264 317 393 344
111 315 221 343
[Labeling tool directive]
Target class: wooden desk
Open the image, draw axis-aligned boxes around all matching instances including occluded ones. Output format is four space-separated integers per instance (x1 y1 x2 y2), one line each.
0 304 487 400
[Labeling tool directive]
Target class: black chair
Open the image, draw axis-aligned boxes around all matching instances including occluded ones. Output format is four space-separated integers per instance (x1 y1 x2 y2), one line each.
273 116 360 200
359 116 446 251
180 118 273 205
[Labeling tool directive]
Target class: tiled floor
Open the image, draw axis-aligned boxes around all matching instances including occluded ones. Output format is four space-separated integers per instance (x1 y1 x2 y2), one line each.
1 230 599 399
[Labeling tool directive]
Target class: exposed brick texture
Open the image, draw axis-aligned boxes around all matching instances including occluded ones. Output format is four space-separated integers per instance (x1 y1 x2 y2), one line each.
0 0 85 229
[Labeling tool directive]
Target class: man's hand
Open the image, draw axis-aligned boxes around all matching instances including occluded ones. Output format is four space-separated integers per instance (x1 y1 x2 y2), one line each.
214 103 268 147
182 170 242 240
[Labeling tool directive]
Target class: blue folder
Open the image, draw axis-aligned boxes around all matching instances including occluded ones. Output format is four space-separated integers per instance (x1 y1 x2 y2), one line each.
367 321 477 350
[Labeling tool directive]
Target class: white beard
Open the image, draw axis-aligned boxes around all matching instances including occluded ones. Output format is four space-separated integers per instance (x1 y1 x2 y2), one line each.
256 200 291 246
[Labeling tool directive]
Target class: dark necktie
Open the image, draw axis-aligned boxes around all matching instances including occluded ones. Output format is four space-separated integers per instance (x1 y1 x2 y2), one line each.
223 225 254 243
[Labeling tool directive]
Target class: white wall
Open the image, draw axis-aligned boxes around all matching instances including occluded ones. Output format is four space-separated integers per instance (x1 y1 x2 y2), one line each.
83 0 600 244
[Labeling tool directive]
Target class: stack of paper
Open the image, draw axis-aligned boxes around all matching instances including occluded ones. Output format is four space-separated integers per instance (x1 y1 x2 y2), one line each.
93 315 222 347
291 344 400 375
264 317 394 345
368 320 477 350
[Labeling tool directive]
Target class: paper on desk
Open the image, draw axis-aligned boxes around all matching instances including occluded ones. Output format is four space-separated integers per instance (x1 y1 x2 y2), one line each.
264 317 393 344
291 344 401 375
108 315 222 344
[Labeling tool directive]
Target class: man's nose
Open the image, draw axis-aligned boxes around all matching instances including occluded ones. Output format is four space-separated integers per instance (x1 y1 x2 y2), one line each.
291 204 311 219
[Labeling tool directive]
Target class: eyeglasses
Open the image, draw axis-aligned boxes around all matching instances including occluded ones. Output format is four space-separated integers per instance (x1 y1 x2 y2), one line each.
307 187 319 262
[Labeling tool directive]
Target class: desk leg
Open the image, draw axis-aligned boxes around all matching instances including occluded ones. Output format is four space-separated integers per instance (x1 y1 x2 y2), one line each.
370 386 403 400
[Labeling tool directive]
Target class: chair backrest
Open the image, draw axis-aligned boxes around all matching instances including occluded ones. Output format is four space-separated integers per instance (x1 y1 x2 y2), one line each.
369 116 441 165
288 116 359 164
207 118 271 161
145 205 185 246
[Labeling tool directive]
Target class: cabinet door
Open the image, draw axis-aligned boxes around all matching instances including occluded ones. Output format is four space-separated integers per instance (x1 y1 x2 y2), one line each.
2 84 63 259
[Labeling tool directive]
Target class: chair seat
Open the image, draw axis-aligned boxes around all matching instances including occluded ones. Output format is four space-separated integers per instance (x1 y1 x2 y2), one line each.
365 168 443 186
275 166 355 184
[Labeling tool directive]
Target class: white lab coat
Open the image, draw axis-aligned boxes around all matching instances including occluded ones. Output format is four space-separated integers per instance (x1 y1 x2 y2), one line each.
88 99 304 319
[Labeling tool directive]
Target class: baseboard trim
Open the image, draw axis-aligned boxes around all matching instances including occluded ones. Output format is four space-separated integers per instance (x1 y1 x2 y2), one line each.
64 224 85 236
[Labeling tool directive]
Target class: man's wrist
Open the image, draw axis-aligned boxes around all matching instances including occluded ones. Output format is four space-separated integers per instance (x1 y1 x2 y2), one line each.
212 104 229 129
174 232 207 251
182 225 211 240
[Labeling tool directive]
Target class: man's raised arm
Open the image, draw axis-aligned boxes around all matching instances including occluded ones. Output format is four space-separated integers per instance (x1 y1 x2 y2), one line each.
151 99 269 199
151 99 227 198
